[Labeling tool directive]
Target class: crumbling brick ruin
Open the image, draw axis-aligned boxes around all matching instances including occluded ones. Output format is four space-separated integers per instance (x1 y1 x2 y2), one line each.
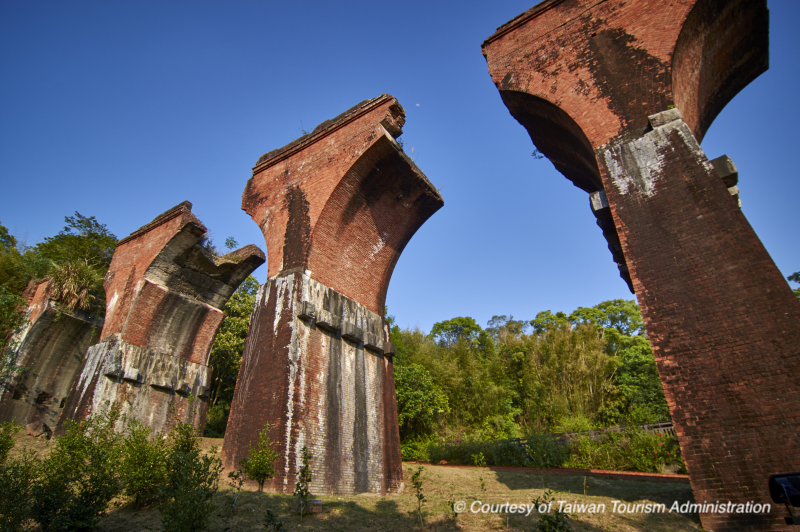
58 201 265 435
483 1 800 530
0 279 103 437
221 95 443 494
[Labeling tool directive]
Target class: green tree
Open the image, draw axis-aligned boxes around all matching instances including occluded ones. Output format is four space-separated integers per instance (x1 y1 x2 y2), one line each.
239 423 279 491
30 409 124 532
160 423 222 532
788 272 800 300
430 316 483 347
530 310 570 334
118 420 168 507
205 276 258 436
0 223 16 251
293 446 313 519
395 364 450 440
224 237 238 251
36 212 117 273
568 299 644 336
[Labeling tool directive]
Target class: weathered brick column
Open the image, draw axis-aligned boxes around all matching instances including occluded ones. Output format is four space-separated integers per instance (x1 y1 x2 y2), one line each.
58 202 265 434
484 1 800 530
0 279 103 436
222 95 443 494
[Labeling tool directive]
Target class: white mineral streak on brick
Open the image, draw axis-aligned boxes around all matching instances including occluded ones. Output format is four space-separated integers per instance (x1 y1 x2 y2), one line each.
80 340 209 433
281 273 299 486
76 343 106 404
365 353 381 492
368 231 388 263
107 291 119 315
274 274 293 335
604 118 708 197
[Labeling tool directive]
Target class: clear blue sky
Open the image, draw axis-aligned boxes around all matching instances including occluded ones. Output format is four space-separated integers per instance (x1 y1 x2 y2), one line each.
2 1 797 333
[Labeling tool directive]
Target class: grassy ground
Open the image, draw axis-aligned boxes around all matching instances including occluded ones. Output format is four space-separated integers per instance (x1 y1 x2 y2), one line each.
11 433 702 532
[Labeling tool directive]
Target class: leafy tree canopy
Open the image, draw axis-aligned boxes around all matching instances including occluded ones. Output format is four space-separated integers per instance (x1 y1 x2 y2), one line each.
530 310 569 334
486 315 529 345
36 212 117 274
430 316 483 347
0 223 16 251
568 299 644 336
395 363 449 440
789 271 800 300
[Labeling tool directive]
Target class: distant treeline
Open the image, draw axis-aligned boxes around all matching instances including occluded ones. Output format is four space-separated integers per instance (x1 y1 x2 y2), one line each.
390 300 671 446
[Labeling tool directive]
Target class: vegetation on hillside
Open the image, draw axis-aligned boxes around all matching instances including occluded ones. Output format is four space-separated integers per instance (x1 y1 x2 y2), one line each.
0 215 117 382
391 299 670 447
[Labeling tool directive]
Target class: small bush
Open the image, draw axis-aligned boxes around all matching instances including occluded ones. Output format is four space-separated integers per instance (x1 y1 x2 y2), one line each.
564 428 682 473
46 260 100 311
159 423 222 532
532 489 572 532
428 436 562 468
30 409 123 532
119 420 167 507
0 448 39 532
293 446 313 519
203 402 229 438
400 436 433 462
0 421 20 464
524 433 570 469
264 509 289 532
240 422 279 491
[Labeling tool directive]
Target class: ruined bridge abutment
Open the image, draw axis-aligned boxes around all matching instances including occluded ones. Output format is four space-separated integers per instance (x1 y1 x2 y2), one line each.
483 0 800 530
221 95 443 494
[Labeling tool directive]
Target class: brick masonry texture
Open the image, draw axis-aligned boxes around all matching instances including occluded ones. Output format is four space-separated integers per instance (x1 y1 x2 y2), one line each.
224 95 443 494
484 1 800 531
0 279 103 435
58 202 265 435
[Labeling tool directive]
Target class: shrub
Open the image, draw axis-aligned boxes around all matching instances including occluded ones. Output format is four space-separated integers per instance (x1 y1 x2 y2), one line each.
30 410 123 532
239 422 279 491
427 435 562 468
409 465 426 528
532 489 572 532
159 423 222 532
0 448 39 532
203 402 229 438
293 446 313 519
46 260 100 311
523 433 570 469
264 509 289 532
564 428 682 473
400 436 434 462
118 420 167 507
0 421 20 465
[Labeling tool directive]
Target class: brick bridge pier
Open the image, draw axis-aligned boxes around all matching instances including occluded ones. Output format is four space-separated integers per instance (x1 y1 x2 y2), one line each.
483 0 800 530
221 95 443 494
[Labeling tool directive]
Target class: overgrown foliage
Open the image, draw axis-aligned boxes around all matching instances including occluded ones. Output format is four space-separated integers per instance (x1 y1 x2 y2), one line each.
789 271 800 299
0 214 116 327
45 260 100 311
205 275 258 436
391 299 670 442
0 421 21 465
118 420 168 507
564 429 684 473
30 409 124 532
0 447 38 532
0 415 224 531
395 363 449 441
160 423 222 532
